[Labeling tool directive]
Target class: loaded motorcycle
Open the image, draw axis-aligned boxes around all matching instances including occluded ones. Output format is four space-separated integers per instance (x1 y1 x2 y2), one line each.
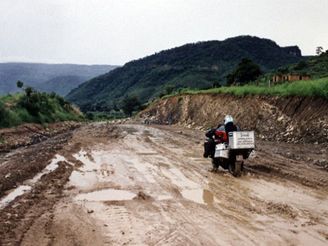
204 129 255 177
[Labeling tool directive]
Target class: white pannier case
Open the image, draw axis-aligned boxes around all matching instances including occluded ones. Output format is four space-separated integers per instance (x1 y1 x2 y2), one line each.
228 131 255 149
214 143 229 158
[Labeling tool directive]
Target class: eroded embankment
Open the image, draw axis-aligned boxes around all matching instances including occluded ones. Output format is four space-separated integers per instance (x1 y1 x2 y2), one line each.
0 121 81 153
140 94 328 144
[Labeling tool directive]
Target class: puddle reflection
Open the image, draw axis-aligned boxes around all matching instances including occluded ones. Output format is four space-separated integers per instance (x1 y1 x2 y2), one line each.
75 189 136 202
181 189 214 205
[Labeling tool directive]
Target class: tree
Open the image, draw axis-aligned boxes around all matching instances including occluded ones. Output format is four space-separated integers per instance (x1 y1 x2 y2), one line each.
24 87 33 97
226 58 262 85
226 74 235 86
164 85 175 95
212 81 221 88
316 46 324 56
294 61 307 70
121 95 141 116
16 80 24 89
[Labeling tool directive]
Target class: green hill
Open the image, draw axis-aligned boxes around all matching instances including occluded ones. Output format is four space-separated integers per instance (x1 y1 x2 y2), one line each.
66 36 304 112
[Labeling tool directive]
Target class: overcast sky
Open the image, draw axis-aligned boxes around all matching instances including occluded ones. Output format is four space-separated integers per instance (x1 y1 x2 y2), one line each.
1 0 327 65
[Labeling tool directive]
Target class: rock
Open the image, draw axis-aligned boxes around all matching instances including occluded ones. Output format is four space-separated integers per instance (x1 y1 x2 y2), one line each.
277 116 284 122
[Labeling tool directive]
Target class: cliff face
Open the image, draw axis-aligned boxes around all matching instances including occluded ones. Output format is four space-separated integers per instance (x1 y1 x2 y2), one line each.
140 94 328 144
282 46 302 57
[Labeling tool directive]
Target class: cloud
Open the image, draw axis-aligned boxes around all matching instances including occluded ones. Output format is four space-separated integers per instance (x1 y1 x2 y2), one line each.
0 0 327 65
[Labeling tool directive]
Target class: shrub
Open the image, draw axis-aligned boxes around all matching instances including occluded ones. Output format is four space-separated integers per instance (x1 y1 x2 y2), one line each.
0 89 83 128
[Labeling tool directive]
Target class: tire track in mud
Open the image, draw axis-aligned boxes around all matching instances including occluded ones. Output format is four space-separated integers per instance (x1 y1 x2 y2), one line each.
1 123 328 245
0 162 73 245
246 144 328 188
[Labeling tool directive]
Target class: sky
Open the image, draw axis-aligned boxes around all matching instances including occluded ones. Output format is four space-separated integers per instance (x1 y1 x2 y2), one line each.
0 0 327 65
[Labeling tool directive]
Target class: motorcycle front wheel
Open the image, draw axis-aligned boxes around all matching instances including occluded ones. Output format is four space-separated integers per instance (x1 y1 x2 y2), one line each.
212 158 220 169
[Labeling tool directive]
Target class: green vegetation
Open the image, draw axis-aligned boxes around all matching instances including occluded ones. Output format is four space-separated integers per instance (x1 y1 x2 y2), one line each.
85 111 125 121
66 36 304 112
226 58 262 85
0 85 83 128
121 95 142 116
277 50 328 78
164 77 328 99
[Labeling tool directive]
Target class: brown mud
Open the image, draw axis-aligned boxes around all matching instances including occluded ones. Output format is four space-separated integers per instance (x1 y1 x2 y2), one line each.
0 121 81 153
0 123 327 245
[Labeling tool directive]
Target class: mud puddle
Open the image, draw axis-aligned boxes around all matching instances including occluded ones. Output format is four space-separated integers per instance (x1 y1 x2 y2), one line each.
0 185 32 209
181 188 214 205
29 154 68 183
160 166 217 204
75 189 136 202
0 154 68 209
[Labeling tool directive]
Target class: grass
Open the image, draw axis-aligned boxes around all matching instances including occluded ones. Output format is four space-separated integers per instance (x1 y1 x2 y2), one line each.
163 77 328 99
0 91 83 128
0 136 5 144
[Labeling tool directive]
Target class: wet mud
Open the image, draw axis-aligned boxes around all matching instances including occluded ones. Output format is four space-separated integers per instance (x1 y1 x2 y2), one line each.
0 123 327 245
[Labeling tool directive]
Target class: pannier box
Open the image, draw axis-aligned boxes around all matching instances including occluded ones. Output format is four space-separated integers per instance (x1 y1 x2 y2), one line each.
229 131 255 149
214 143 229 158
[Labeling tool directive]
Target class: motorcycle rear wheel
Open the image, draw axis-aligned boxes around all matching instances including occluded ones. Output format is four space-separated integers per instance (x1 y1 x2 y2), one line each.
229 160 242 177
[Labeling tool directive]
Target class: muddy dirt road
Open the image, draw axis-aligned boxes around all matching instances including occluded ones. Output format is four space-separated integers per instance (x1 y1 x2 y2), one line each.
0 123 327 245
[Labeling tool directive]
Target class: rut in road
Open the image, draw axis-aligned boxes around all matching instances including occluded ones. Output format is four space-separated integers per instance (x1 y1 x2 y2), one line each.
1 123 328 245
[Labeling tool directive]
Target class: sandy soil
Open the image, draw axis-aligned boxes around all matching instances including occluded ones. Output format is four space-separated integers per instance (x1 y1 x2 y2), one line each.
0 123 327 245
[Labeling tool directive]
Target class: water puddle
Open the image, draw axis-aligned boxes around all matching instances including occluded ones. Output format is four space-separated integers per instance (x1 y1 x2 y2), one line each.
0 185 32 209
73 150 98 171
157 194 173 200
71 149 149 187
0 154 67 209
181 189 214 205
160 167 216 205
69 170 99 188
29 155 67 184
161 168 200 189
75 189 136 202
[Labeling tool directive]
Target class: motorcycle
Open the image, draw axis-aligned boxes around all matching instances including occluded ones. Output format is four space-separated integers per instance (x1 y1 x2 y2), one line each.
205 130 255 177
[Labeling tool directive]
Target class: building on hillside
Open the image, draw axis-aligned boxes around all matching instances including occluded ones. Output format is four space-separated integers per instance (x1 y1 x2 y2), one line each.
271 73 310 84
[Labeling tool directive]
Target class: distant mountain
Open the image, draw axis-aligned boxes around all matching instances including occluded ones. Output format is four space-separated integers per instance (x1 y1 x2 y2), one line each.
66 36 304 111
0 63 117 96
36 75 85 97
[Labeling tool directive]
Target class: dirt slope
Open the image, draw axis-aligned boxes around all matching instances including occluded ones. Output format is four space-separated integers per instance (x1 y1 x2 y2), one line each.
0 122 80 153
140 94 328 144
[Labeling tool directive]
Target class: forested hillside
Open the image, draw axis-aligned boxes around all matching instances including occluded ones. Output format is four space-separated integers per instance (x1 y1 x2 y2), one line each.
66 36 304 111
